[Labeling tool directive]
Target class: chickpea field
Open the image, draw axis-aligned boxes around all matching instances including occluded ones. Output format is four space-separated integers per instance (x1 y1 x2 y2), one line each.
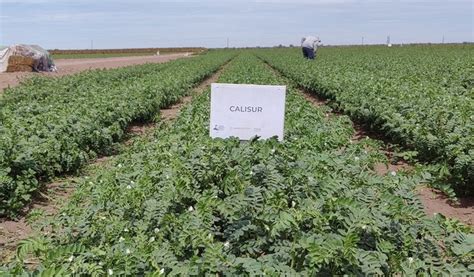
0 46 473 275
258 45 474 196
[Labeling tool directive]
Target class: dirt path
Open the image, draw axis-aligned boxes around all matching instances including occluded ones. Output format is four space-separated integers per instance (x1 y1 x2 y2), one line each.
160 67 224 123
264 61 473 228
0 62 229 263
418 187 474 226
0 53 187 93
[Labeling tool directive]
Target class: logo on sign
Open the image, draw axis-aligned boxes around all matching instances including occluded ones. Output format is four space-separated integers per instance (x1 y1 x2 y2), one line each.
213 125 225 131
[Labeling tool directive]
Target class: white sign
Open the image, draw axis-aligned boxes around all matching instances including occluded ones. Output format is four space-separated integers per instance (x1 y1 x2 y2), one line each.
210 83 286 141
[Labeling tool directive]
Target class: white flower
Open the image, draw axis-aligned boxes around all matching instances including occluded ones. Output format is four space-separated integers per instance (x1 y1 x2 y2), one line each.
124 228 129 232
250 170 254 175
126 185 132 189
149 236 155 242
390 171 397 176
291 201 296 208
119 236 125 242
362 225 367 230
224 241 230 248
88 181 94 185
271 149 275 154
188 206 194 212
265 225 270 231
159 268 165 275
408 257 414 264
99 261 104 266
108 269 113 276
154 228 160 233
354 156 360 161
131 181 135 185
165 175 170 179
125 248 131 255
67 255 74 262
118 164 123 168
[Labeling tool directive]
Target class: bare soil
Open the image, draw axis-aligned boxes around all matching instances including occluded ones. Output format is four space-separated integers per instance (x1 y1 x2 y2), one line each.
0 53 187 93
0 181 75 261
160 69 224 123
0 61 228 263
418 186 474 226
300 91 329 107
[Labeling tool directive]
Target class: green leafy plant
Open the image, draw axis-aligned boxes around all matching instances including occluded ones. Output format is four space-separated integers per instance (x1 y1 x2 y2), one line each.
257 45 474 195
2 53 471 275
0 51 235 217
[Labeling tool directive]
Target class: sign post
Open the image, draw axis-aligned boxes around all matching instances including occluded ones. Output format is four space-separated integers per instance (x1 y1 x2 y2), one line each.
210 83 286 141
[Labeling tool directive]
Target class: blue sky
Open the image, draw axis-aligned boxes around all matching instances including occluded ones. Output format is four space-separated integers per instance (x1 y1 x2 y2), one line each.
0 0 472 49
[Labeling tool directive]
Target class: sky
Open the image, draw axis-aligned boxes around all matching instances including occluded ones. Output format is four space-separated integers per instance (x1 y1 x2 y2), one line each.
0 0 473 49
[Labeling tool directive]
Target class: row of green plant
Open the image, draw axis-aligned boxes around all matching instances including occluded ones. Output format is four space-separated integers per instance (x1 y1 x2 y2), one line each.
0 50 234 217
257 45 473 195
3 53 471 275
